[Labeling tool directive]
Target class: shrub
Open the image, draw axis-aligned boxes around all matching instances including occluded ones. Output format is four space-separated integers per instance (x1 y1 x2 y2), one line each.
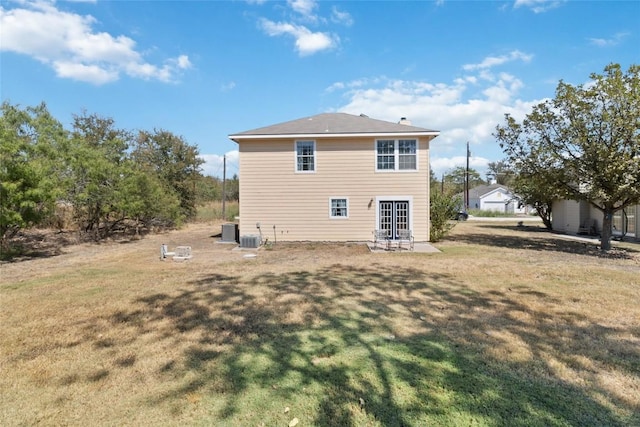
430 192 461 242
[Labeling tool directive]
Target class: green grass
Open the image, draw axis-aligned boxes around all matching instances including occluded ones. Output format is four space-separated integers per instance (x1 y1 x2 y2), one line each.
119 263 636 426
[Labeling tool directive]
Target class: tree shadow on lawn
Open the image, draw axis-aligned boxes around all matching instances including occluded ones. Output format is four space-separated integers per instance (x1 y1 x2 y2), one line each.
87 265 639 426
452 224 639 259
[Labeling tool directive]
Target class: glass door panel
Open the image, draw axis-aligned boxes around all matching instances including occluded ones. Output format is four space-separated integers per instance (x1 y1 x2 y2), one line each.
379 201 410 240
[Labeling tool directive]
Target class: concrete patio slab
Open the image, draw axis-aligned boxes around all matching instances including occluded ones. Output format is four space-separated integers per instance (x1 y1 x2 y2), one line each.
366 242 441 253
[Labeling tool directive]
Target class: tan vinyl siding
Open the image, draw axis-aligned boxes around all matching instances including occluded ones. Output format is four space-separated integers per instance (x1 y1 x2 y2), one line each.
238 136 432 242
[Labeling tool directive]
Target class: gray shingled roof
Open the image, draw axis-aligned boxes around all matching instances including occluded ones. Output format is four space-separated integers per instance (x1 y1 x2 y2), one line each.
229 112 439 141
469 184 510 198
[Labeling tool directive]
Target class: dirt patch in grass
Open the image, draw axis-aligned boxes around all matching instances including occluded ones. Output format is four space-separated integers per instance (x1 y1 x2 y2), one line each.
1 221 639 426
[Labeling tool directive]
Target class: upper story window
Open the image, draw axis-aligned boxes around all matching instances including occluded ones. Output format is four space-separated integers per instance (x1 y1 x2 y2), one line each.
398 139 417 170
376 139 417 171
377 140 395 170
296 140 315 172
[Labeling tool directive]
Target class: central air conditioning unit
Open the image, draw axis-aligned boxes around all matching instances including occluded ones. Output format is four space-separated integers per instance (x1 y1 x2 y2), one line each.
240 235 260 248
221 223 238 242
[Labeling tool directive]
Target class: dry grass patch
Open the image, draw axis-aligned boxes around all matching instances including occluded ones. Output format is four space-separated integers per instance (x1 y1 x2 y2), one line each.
1 221 639 426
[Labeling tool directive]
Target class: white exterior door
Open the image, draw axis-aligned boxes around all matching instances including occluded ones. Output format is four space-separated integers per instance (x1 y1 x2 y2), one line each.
379 201 410 240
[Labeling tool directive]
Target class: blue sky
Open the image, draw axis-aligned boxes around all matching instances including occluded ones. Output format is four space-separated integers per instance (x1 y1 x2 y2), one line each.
2 0 638 179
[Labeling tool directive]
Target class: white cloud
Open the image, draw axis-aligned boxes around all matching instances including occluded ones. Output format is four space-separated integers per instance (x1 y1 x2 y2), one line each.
252 0 347 56
0 0 191 85
53 60 118 84
288 0 317 20
199 151 240 178
431 156 491 177
589 32 630 47
175 55 192 69
331 66 545 178
482 73 524 103
221 81 237 92
331 6 353 26
513 0 564 13
325 76 385 93
463 50 533 71
259 18 337 56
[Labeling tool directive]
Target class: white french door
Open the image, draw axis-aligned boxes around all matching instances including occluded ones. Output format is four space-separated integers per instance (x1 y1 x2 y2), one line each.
379 201 410 240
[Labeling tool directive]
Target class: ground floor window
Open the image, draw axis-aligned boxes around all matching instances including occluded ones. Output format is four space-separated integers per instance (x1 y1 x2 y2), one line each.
330 198 348 218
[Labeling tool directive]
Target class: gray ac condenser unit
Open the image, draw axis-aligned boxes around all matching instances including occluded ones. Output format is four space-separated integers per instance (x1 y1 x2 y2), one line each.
221 223 238 242
240 235 260 248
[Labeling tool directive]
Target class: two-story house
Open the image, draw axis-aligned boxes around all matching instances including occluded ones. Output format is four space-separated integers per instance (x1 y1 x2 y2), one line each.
229 112 440 242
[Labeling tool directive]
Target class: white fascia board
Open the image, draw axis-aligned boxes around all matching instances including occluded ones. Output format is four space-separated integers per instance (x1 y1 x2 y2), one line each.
479 187 509 199
229 131 439 142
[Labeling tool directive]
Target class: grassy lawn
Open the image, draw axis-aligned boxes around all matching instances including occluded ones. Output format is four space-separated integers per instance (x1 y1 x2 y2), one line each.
1 222 639 426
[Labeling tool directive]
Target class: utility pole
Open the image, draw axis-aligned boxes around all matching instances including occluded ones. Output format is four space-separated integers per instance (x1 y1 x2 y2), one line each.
222 155 226 219
465 141 470 211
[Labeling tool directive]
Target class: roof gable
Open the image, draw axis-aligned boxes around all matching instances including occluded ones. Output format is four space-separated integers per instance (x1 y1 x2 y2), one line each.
469 184 510 199
480 187 512 200
229 112 439 141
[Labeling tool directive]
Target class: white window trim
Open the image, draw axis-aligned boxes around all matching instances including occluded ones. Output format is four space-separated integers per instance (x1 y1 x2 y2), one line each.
295 140 316 173
329 197 349 219
375 139 419 172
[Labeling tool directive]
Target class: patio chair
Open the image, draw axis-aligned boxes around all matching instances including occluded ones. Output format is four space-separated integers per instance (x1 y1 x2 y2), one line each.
578 218 597 236
397 229 414 251
373 229 390 250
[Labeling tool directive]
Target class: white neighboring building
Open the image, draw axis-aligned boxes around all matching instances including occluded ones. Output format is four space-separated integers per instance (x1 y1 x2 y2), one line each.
468 184 528 214
552 200 638 241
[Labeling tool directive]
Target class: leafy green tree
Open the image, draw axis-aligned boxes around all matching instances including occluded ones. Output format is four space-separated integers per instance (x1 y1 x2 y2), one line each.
496 63 640 250
195 175 221 204
486 158 559 230
114 166 182 232
430 192 462 242
429 166 440 193
133 129 204 219
224 174 240 201
509 170 561 230
444 166 484 195
486 160 514 186
1 103 207 245
0 102 65 246
67 112 134 239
